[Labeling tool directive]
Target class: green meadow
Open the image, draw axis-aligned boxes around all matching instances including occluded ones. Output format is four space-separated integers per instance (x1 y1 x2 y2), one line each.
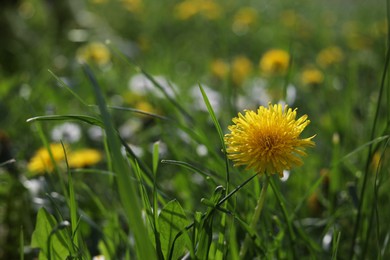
0 0 389 259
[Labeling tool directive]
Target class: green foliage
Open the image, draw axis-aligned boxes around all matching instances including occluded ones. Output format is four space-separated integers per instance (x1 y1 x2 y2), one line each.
158 199 189 260
31 208 70 260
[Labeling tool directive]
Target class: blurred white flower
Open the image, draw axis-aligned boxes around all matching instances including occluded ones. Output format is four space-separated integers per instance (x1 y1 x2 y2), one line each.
119 118 143 139
23 177 44 197
280 170 290 182
128 73 177 98
286 84 297 105
237 77 270 111
277 85 296 107
190 84 221 113
150 141 168 157
19 84 31 100
124 143 144 158
88 126 104 141
196 144 208 157
51 122 81 143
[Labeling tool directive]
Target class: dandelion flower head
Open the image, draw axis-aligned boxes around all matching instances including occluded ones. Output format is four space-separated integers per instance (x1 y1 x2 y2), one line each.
210 59 229 79
231 55 253 86
27 143 68 174
259 49 290 76
76 42 111 66
224 103 315 177
301 68 324 85
67 149 102 168
316 46 344 68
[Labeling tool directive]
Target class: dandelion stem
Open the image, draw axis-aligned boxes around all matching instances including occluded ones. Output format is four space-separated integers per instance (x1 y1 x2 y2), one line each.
239 174 270 258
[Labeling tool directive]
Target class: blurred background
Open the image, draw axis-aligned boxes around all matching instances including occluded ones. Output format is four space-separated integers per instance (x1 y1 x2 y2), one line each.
0 0 388 258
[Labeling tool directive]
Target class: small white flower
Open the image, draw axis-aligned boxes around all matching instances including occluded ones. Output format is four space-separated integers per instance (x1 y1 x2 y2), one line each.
88 126 104 141
190 84 221 113
196 144 208 157
128 73 177 98
51 123 81 143
237 77 270 111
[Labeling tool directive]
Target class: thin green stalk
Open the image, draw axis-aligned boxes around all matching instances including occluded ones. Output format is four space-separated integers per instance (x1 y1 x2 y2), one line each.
20 226 24 260
269 177 297 258
350 29 390 259
239 175 270 258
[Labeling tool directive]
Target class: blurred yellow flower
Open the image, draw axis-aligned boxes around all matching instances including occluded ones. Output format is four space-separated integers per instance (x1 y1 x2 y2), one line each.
280 10 298 28
316 46 344 68
136 101 159 116
198 1 221 20
342 21 372 50
259 49 290 76
67 149 102 168
233 7 258 27
121 0 143 13
232 7 258 34
90 0 107 4
174 0 221 20
27 143 67 174
301 68 324 85
224 103 315 177
76 42 111 66
231 55 253 86
210 59 229 79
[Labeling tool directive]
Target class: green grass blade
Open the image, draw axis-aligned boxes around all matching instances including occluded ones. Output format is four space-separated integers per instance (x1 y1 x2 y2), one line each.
20 226 24 260
350 31 390 258
331 231 341 260
131 158 164 260
161 159 220 185
48 69 90 107
269 177 297 257
26 114 103 127
109 45 193 122
83 64 155 259
62 142 79 252
198 84 230 186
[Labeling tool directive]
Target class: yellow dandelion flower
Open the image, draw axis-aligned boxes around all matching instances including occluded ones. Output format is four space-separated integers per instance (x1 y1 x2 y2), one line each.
231 55 253 86
259 49 290 76
174 1 199 20
121 0 143 13
301 68 324 85
27 143 67 174
233 7 258 27
224 103 315 177
198 1 221 20
76 42 111 66
316 46 344 68
174 0 221 20
210 59 229 79
280 10 298 28
67 149 102 168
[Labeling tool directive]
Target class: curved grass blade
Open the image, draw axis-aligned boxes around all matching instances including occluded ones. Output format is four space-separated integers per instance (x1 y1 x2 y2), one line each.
26 114 103 127
48 69 90 107
109 44 193 122
161 159 220 185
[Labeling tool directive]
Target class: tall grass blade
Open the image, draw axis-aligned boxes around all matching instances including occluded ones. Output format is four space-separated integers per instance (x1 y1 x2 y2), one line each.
83 64 155 259
48 69 90 107
26 115 103 127
20 227 24 260
198 84 229 184
62 142 79 253
350 18 390 258
331 231 341 260
110 44 193 122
